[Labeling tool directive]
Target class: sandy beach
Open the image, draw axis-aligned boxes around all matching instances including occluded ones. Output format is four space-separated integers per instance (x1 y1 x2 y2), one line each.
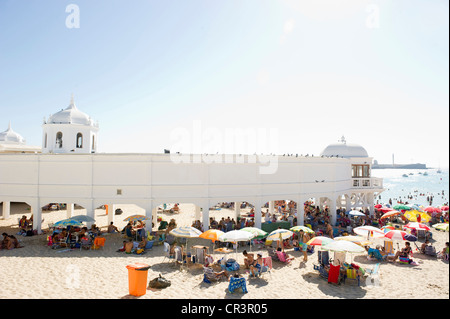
0 203 448 299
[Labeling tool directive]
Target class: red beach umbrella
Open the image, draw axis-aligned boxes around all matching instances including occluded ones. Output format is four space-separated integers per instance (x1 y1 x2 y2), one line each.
379 207 394 213
440 206 449 212
374 204 383 209
424 207 441 214
380 210 402 220
404 222 431 231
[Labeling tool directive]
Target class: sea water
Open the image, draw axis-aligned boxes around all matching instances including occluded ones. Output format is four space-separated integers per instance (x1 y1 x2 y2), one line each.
372 168 449 207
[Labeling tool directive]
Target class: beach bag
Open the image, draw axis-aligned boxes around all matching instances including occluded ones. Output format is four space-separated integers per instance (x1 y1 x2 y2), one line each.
226 259 240 271
148 274 171 289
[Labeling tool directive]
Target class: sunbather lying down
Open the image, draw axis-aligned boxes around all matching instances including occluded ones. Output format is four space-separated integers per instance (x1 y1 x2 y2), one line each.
204 266 228 281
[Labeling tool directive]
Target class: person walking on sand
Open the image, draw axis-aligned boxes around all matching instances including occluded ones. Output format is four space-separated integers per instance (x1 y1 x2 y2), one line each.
298 230 308 263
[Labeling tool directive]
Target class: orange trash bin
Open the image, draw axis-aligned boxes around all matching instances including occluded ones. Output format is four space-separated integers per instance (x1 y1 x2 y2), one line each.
126 263 151 297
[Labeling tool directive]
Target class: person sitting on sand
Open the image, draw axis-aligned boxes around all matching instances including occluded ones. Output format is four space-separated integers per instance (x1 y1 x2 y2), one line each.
249 253 265 277
107 222 119 233
1 233 11 249
420 240 431 254
19 215 29 232
437 242 449 260
325 222 334 239
124 240 134 254
204 265 228 281
243 250 255 269
388 242 412 262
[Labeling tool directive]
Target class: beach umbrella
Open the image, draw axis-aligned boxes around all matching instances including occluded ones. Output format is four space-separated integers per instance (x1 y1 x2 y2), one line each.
218 230 256 259
199 229 225 242
379 207 394 213
170 226 203 238
404 222 431 231
424 207 441 214
403 210 431 223
380 210 402 220
381 226 395 233
353 226 386 239
393 204 411 211
241 227 267 239
170 226 203 253
321 240 366 253
348 210 366 217
123 214 150 223
53 218 83 228
70 215 95 223
432 223 449 232
267 229 294 241
290 226 315 234
306 236 334 246
440 206 449 212
374 204 383 209
384 230 417 242
334 236 371 247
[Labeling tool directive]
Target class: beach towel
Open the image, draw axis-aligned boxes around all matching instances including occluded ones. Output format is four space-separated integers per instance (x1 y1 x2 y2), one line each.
263 257 272 270
328 264 340 284
228 277 248 293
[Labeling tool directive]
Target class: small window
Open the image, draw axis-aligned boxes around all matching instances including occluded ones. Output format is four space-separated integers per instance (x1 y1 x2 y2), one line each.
117 189 122 195
76 133 83 148
56 132 63 148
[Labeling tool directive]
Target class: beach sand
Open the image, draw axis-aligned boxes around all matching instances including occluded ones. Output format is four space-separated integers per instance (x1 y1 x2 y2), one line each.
0 203 448 299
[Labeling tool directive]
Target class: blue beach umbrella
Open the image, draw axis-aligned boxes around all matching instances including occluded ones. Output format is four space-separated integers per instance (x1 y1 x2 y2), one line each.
53 218 83 228
71 215 95 223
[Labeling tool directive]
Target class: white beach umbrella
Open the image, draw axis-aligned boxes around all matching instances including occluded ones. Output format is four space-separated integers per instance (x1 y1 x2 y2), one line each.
353 226 386 239
218 230 256 259
348 210 366 217
321 240 366 253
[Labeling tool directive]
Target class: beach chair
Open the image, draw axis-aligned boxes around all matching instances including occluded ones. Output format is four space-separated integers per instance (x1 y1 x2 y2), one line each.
174 247 187 270
92 237 105 250
258 257 273 279
228 276 248 294
276 251 293 264
365 263 381 286
80 237 92 250
318 250 330 266
162 242 173 263
267 247 280 262
202 266 225 284
384 241 395 256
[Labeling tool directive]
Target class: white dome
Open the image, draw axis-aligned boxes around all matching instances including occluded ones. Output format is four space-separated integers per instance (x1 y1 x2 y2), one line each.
47 96 94 126
320 137 369 158
0 122 26 144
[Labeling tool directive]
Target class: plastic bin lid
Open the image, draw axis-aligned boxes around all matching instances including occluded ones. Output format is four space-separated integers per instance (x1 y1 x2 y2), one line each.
126 263 150 270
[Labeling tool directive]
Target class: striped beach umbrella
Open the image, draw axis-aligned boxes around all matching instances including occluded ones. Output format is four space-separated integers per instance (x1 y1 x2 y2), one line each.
267 229 293 241
440 206 449 212
384 230 417 241
290 226 315 234
353 226 386 238
403 210 431 223
380 210 401 220
404 222 431 231
306 236 334 246
334 235 371 247
381 226 395 233
424 207 441 214
169 226 203 238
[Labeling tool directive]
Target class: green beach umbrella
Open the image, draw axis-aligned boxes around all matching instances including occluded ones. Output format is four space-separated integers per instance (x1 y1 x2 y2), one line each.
393 204 412 211
241 227 267 239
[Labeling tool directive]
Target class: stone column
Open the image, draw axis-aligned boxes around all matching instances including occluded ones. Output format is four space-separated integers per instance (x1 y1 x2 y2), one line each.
297 197 306 226
1 201 10 219
195 205 202 222
234 202 241 220
202 204 210 231
31 200 42 234
107 204 116 226
269 200 274 215
329 194 337 226
66 203 74 219
254 198 262 229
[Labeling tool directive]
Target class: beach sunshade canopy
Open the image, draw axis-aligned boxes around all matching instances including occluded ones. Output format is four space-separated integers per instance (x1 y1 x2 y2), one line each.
393 204 412 211
321 240 366 253
306 236 334 246
169 226 203 238
353 226 386 238
267 229 294 241
432 223 449 231
218 230 255 242
384 230 417 241
290 226 315 234
199 229 225 242
403 210 431 222
334 235 371 246
70 215 95 223
240 227 267 239
440 206 449 212
379 207 394 213
374 204 383 209
404 222 431 231
123 214 150 222
53 218 83 228
348 210 366 217
424 206 441 214
380 210 401 220
381 226 395 233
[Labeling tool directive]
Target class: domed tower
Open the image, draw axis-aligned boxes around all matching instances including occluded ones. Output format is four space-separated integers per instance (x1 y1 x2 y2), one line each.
320 136 369 158
42 95 99 154
0 122 41 153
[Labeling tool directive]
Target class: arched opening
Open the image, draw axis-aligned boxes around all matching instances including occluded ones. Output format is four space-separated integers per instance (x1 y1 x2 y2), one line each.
56 132 63 148
76 133 83 148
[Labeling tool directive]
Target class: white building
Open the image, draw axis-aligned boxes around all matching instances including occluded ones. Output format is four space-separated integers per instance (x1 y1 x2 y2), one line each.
0 122 41 154
0 98 384 234
42 95 99 154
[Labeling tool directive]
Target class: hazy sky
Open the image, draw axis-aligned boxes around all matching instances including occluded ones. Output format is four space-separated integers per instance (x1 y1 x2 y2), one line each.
0 0 448 168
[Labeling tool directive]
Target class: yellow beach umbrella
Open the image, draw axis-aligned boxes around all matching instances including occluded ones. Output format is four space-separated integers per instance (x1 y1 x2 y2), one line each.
403 210 431 223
